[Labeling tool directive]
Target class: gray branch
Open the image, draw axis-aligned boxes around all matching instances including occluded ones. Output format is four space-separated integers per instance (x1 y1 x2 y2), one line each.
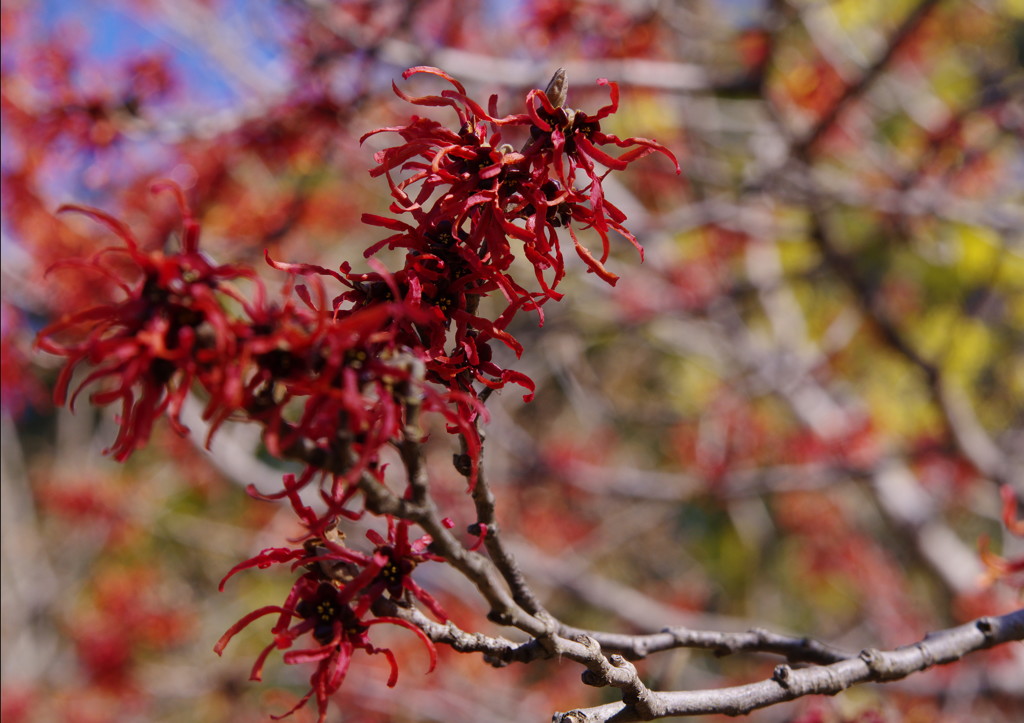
552 609 1024 722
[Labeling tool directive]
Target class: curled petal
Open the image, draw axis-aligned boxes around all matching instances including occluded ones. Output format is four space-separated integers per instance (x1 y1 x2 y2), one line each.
269 689 315 722
361 213 415 233
568 225 619 285
249 641 278 682
379 646 401 687
282 645 335 666
214 605 293 655
265 250 346 285
218 548 307 591
590 131 681 173
150 179 200 253
594 78 619 120
575 135 630 171
56 204 139 251
365 616 437 674
402 65 467 95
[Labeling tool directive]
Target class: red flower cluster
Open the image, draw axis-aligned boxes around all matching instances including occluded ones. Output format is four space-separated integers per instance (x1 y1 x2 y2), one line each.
215 519 443 723
363 66 677 295
264 67 678 460
37 183 254 461
37 67 676 719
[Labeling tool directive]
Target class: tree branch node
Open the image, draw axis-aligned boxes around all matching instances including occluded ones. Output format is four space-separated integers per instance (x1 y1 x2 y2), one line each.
773 663 794 688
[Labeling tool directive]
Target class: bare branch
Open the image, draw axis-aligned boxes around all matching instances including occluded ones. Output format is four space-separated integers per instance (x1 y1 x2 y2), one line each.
463 424 550 618
794 0 942 152
806 205 1021 490
558 625 850 666
553 609 1024 722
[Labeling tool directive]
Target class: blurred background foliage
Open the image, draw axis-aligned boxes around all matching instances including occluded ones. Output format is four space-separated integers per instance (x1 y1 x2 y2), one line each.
2 0 1022 721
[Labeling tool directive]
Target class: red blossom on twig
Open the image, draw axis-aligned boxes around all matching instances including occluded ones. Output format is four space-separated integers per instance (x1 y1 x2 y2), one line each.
36 183 257 460
37 66 679 719
215 573 436 723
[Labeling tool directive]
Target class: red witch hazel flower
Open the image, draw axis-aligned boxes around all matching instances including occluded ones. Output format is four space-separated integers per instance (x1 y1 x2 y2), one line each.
219 518 449 621
234 255 490 497
521 70 680 284
39 66 676 722
343 517 450 621
361 66 678 297
337 65 677 426
216 573 436 723
36 182 258 460
216 519 444 722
